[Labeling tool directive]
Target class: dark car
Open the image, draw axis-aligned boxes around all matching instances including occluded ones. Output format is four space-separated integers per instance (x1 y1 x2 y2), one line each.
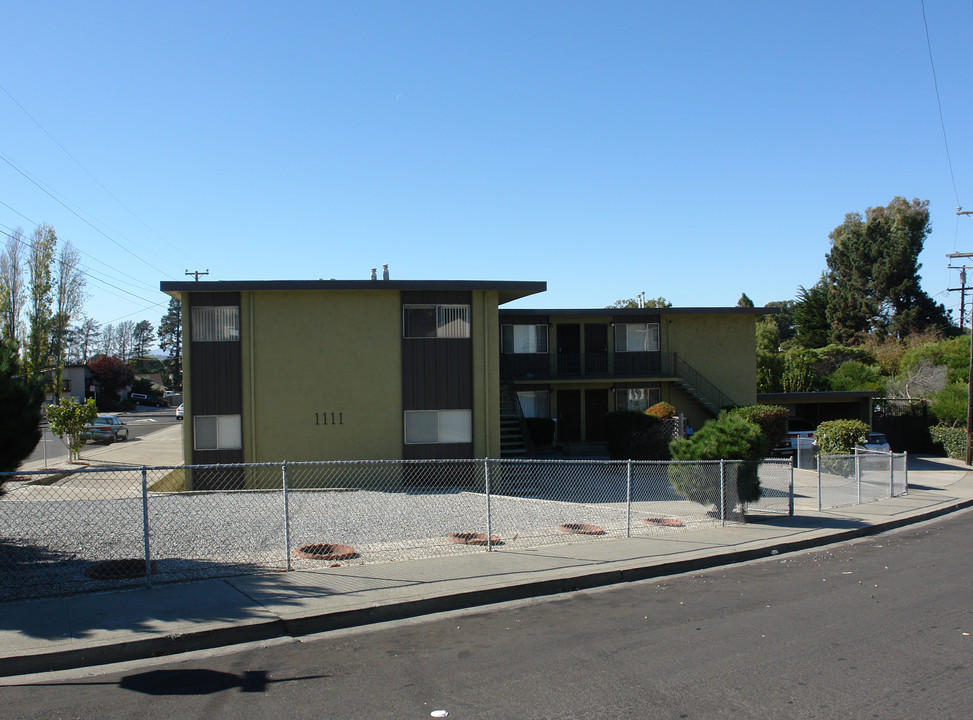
81 415 130 444
129 392 168 408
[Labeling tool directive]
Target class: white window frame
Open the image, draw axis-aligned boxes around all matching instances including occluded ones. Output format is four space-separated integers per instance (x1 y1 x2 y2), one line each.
615 388 661 412
403 304 471 339
404 409 473 444
502 324 549 354
614 322 660 352
193 414 243 450
192 306 240 342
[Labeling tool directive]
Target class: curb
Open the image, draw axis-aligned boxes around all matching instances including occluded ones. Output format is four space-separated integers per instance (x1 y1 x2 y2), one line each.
3 498 972 677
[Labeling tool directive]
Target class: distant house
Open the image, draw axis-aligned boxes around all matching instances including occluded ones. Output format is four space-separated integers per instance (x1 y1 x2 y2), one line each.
160 278 767 481
45 364 91 404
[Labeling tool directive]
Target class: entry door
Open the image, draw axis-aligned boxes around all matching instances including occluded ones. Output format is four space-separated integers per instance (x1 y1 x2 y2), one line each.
557 324 581 375
584 389 609 442
584 324 608 374
557 389 581 443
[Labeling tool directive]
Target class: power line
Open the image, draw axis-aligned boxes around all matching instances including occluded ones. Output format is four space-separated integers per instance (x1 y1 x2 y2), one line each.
921 0 962 206
0 150 176 279
0 82 197 265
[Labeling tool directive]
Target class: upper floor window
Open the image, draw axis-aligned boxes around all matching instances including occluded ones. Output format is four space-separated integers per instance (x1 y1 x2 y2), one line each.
192 306 240 342
615 322 659 352
403 304 470 339
502 324 548 354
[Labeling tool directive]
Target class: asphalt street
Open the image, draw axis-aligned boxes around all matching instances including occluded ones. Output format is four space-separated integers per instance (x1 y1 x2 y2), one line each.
24 407 181 466
5 508 971 719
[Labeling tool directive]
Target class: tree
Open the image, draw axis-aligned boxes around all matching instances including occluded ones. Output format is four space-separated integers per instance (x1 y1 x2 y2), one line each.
0 338 44 473
607 297 672 309
0 227 25 345
792 274 830 348
72 316 100 363
158 298 182 389
45 396 98 462
88 355 135 408
51 240 86 401
24 224 57 382
100 323 117 357
825 197 951 342
116 320 135 363
131 320 155 368
737 292 754 308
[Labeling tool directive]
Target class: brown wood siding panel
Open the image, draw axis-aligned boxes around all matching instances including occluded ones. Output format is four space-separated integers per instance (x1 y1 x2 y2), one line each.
187 292 242 466
401 291 473 460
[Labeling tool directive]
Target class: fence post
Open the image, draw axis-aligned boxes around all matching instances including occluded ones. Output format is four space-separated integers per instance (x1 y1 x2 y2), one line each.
904 451 909 493
817 455 823 512
282 462 292 571
889 452 895 498
856 453 862 504
485 458 493 551
141 466 152 588
788 462 794 517
720 460 726 526
626 459 632 538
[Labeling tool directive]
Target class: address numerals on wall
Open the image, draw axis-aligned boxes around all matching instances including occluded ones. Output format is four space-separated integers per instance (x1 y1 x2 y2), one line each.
315 412 344 426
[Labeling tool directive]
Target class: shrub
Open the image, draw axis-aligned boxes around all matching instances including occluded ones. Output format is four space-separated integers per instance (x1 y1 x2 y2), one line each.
605 411 670 460
814 419 869 455
645 401 676 419
0 339 44 475
525 417 555 447
931 383 968 426
729 404 789 450
930 424 967 460
668 412 766 511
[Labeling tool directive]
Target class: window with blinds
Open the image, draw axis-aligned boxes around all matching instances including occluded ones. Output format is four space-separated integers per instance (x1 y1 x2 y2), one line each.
403 304 470 338
191 306 240 342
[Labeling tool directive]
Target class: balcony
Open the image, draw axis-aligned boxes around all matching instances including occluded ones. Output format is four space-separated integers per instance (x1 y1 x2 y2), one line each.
501 351 668 380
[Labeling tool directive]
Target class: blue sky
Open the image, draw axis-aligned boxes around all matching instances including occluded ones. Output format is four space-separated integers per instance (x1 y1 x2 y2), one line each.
4 1 973 339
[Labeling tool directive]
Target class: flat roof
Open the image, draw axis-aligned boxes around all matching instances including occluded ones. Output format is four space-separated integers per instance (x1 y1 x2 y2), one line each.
498 306 775 316
160 279 547 305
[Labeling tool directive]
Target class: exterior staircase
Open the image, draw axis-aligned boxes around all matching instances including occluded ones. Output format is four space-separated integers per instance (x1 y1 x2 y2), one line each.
499 384 531 457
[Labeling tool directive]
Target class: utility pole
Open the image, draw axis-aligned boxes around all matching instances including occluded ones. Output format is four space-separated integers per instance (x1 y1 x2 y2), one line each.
185 269 209 282
949 210 973 463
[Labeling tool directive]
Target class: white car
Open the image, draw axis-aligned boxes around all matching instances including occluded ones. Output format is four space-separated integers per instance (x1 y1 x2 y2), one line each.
175 403 184 421
858 432 891 453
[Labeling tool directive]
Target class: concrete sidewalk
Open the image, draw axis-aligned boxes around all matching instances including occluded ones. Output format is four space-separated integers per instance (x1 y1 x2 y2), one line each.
2 449 971 678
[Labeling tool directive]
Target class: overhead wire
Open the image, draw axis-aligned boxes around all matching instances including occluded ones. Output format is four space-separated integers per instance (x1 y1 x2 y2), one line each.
921 0 962 208
0 82 197 266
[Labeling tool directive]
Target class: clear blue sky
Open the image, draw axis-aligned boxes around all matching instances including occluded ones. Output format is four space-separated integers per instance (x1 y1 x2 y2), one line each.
4 1 973 340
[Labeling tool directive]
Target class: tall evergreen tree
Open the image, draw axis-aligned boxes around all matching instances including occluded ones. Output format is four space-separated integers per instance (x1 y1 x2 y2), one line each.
793 274 831 348
0 228 25 345
825 197 951 342
158 298 182 389
0 338 44 473
24 224 57 382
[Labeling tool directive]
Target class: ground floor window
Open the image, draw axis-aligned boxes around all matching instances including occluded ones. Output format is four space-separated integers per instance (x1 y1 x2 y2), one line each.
615 387 661 412
404 409 472 444
516 390 550 418
194 414 242 450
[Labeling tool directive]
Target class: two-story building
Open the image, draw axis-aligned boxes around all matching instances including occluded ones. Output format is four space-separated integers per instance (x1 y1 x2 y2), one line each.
160 278 766 476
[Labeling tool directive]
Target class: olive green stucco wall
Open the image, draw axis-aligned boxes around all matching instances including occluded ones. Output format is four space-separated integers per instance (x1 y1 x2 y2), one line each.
240 290 403 462
663 313 757 407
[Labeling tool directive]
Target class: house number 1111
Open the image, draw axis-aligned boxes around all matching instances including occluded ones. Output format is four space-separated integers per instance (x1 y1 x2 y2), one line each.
315 412 343 426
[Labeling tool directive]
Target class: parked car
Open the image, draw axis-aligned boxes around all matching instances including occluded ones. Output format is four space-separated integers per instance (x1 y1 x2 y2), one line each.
175 403 184 420
857 432 891 453
81 415 129 444
780 417 815 449
129 392 168 407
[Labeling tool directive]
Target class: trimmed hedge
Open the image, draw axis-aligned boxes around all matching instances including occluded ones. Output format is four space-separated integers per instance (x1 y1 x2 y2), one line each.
930 424 967 460
814 419 869 455
728 404 789 450
605 411 670 460
526 417 556 447
645 401 677 419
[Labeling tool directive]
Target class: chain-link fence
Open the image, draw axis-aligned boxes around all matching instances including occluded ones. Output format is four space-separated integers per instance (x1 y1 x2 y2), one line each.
816 451 908 510
0 457 792 601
